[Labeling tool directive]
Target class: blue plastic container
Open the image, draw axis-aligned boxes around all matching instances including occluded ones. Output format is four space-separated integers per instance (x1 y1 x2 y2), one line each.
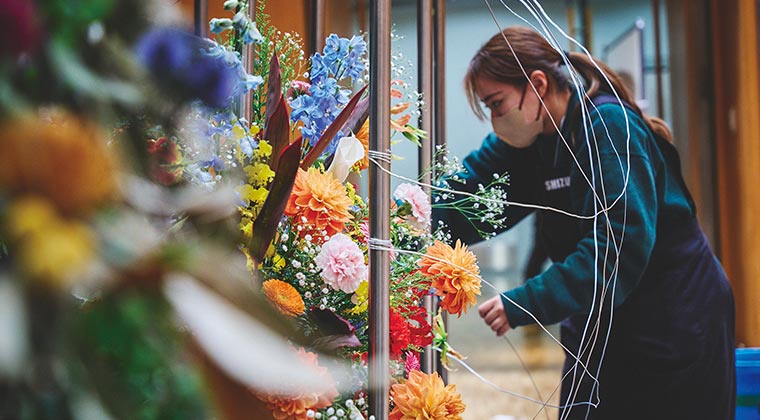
737 348 760 420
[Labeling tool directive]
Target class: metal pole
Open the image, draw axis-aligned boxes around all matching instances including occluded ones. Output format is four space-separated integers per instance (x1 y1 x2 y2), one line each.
312 0 327 54
418 0 439 376
241 0 257 124
194 0 208 37
432 0 448 382
652 0 665 116
368 0 391 418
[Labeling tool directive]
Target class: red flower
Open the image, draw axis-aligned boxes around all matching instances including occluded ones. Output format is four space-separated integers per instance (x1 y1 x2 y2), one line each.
147 137 182 185
389 306 432 358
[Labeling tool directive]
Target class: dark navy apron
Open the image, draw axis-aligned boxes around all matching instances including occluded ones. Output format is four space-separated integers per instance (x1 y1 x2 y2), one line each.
534 95 736 419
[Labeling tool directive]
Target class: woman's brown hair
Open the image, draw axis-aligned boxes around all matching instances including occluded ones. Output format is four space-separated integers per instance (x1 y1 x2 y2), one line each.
464 26 672 141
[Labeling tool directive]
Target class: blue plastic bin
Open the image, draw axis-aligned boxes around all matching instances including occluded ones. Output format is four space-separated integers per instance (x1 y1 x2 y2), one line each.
737 348 760 420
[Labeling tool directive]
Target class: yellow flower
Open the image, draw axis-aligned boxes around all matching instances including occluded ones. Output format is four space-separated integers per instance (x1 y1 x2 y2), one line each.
239 184 269 207
6 196 95 286
0 111 117 215
261 279 305 317
284 168 352 239
255 140 273 160
245 163 275 187
390 370 465 420
232 124 247 140
418 240 481 317
5 196 58 240
347 280 369 315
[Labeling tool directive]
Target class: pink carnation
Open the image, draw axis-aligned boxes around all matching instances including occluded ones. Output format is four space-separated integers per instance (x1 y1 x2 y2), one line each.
393 183 432 230
287 80 311 102
315 233 367 293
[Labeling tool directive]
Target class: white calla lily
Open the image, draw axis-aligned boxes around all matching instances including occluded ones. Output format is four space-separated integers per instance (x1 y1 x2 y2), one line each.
326 134 364 183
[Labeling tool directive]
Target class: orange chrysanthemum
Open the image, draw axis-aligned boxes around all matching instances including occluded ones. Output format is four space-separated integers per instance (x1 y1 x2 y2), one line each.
390 370 466 420
284 167 352 239
418 240 481 317
256 348 339 420
0 110 117 215
262 279 305 317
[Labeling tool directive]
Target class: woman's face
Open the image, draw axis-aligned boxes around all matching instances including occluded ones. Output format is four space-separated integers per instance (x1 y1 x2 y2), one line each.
475 77 524 119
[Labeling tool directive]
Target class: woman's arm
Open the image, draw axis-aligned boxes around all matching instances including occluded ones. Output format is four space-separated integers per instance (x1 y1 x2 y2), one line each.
432 132 541 245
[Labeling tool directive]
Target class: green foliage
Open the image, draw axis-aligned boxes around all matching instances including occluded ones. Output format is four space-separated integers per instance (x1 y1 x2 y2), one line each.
72 294 208 420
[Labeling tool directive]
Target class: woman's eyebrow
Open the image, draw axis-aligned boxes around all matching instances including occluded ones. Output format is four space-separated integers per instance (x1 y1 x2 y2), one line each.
481 92 500 103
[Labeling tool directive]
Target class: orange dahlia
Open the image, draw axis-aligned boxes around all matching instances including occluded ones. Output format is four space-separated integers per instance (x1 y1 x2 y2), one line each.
284 167 352 239
256 348 339 420
262 279 305 317
390 370 465 420
418 240 481 317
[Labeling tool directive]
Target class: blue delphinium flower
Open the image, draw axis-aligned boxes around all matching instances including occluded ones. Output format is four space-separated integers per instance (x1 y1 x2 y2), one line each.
290 34 367 155
135 27 239 109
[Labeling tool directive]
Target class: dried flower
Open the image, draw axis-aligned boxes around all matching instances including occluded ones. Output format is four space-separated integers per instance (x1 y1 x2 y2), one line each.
262 279 305 317
389 370 465 420
315 234 367 293
284 168 352 239
418 240 481 317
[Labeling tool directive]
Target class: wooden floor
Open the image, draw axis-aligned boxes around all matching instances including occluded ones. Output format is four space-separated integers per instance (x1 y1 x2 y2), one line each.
447 293 566 420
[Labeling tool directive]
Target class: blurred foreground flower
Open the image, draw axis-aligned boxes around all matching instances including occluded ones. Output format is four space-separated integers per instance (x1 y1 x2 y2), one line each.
0 111 118 215
0 0 42 59
389 370 465 420
255 348 339 420
135 27 237 109
418 240 481 317
5 197 96 286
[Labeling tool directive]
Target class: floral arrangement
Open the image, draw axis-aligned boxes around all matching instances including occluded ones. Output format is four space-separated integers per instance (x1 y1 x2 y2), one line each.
0 0 510 419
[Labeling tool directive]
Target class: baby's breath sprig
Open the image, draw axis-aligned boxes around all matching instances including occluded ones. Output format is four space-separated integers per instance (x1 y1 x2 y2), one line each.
430 145 510 240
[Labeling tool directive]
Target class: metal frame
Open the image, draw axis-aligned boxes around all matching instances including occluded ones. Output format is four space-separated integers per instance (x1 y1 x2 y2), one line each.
368 1 392 417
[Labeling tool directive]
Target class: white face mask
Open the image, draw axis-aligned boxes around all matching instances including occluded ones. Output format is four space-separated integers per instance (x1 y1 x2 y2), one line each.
491 86 544 148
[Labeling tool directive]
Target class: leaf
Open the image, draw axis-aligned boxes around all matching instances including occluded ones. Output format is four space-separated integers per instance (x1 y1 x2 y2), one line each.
249 137 303 262
262 95 289 172
301 85 367 169
264 51 282 127
342 95 370 135
308 308 361 352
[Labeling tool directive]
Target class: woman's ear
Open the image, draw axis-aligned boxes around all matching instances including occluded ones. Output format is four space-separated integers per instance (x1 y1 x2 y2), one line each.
529 70 549 97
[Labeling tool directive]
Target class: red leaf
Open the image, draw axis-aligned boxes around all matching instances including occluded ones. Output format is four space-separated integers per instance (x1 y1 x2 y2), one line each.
264 52 282 127
249 137 303 262
262 95 289 172
300 85 368 169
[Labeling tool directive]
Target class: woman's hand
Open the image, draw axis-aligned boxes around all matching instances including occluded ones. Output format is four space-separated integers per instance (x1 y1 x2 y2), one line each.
478 295 511 336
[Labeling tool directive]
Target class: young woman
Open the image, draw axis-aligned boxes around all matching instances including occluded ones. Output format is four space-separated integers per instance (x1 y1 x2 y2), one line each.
434 26 735 419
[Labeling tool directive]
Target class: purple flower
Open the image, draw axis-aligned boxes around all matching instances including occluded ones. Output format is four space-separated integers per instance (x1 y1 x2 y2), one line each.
135 27 237 109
